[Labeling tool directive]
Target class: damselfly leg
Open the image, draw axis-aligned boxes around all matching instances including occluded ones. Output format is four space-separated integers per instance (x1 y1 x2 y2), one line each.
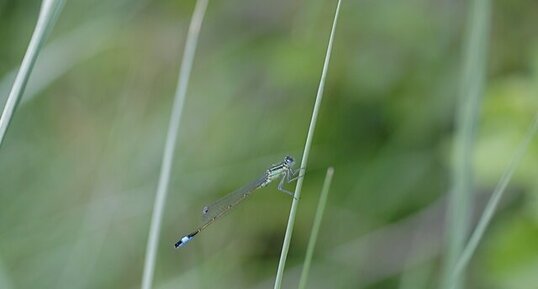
287 167 305 183
276 169 304 200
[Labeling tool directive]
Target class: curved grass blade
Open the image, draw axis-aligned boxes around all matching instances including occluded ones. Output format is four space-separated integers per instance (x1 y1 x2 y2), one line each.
0 0 64 147
447 114 538 289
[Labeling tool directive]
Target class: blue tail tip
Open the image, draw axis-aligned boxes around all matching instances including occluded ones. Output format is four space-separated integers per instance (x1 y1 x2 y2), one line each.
174 232 197 248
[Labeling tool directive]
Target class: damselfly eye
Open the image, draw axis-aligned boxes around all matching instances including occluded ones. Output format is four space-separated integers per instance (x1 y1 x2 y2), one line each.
284 156 294 165
202 206 209 215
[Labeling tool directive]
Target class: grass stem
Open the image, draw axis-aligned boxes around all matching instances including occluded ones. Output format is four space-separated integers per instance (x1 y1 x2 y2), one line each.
442 0 490 287
272 1 341 288
447 114 538 289
0 0 64 147
140 1 209 289
297 167 334 289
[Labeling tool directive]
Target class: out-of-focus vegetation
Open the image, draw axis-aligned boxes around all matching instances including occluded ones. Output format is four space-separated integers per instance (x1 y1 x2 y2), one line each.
0 0 537 289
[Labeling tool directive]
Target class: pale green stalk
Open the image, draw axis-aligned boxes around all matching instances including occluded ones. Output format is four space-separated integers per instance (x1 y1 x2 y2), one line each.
441 0 490 288
297 167 334 289
447 114 538 289
0 0 149 105
0 20 115 105
273 1 342 288
0 0 64 147
141 1 209 289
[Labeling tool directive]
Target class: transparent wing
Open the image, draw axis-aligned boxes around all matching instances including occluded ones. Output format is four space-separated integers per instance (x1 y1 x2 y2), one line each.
201 174 267 223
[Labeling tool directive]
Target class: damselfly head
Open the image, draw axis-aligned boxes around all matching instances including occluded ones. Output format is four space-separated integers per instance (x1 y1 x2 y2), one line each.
284 155 294 166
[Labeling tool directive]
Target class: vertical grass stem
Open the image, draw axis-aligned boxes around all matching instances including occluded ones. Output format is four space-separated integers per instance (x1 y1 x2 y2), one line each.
442 0 490 287
140 1 209 289
297 167 334 289
273 1 342 288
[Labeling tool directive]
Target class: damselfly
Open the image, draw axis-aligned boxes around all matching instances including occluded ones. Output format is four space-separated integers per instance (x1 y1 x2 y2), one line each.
174 156 300 248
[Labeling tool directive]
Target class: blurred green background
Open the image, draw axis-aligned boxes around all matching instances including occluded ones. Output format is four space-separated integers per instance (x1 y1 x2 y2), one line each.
1 0 537 288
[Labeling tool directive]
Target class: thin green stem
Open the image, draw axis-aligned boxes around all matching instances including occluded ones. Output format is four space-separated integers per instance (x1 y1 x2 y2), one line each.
297 167 334 289
140 1 209 289
447 114 538 289
0 0 64 147
273 1 342 288
442 0 490 288
1 20 114 105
